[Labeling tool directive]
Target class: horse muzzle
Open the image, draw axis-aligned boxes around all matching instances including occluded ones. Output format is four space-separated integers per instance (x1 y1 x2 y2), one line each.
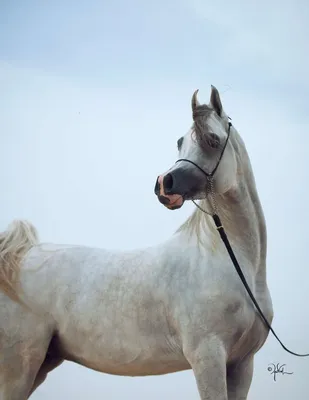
154 175 184 210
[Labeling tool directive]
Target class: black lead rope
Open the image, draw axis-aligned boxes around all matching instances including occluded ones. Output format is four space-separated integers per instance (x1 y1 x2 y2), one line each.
212 213 309 357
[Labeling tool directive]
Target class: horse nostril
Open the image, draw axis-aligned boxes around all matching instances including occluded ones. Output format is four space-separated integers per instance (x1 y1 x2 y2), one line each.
163 173 174 194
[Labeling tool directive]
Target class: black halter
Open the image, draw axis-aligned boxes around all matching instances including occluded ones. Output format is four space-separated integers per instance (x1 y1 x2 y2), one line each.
176 121 232 179
174 120 309 358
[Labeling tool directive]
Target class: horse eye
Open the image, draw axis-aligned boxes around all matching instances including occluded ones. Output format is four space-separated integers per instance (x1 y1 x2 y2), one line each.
177 137 183 150
207 133 220 149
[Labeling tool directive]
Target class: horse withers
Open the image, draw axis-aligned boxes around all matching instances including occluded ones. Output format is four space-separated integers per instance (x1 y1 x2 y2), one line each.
0 85 273 400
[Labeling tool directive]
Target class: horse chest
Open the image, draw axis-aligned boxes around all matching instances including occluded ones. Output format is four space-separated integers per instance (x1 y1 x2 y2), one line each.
227 289 273 363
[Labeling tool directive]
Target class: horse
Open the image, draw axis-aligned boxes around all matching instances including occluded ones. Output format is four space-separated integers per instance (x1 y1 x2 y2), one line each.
0 85 273 400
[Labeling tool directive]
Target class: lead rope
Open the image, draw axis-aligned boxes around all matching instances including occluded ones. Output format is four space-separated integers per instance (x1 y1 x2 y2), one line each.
192 177 309 357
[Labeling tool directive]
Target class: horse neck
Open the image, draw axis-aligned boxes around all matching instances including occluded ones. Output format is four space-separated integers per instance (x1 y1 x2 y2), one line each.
217 172 267 273
178 136 267 278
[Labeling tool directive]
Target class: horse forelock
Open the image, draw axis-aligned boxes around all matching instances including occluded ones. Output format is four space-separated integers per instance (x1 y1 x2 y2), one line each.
192 105 221 151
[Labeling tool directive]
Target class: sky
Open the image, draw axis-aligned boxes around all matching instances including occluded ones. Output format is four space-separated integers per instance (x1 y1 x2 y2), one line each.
1 0 309 398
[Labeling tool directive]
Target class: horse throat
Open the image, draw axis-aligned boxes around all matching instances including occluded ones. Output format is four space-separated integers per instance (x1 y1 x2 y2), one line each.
178 171 266 275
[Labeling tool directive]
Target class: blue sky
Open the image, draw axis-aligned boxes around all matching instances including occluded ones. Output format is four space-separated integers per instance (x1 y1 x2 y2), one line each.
1 0 309 399
2 0 308 99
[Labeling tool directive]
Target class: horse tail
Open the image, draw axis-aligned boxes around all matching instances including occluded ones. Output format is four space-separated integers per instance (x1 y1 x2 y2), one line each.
0 220 39 304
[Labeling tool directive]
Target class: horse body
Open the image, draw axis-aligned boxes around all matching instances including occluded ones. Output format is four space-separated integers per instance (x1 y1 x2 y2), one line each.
0 86 273 399
20 227 253 374
21 240 193 376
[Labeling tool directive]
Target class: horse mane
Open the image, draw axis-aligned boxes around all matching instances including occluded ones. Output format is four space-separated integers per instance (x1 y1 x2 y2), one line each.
0 220 39 305
175 202 221 252
192 104 216 151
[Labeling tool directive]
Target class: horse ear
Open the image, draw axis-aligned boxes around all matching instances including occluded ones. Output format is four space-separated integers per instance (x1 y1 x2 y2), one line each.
191 89 200 113
210 85 223 116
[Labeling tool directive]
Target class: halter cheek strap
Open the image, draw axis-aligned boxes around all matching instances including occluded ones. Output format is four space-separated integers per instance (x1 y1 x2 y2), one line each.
175 122 232 178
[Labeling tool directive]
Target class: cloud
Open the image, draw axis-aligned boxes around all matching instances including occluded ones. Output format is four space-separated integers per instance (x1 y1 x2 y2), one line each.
187 0 309 88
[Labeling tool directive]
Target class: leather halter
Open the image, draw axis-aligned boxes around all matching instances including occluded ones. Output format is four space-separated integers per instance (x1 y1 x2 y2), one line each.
176 121 232 179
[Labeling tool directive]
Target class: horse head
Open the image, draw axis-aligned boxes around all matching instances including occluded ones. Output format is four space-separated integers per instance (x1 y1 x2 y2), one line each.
154 85 237 210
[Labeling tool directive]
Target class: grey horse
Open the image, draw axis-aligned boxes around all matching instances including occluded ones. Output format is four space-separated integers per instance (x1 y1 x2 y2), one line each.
0 85 273 399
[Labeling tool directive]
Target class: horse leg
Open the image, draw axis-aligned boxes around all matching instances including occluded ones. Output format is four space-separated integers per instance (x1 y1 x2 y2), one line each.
0 302 54 400
184 338 228 400
0 338 52 400
28 348 64 397
226 358 254 400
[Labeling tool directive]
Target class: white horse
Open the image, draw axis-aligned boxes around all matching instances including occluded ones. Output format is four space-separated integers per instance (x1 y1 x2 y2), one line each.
0 85 273 400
